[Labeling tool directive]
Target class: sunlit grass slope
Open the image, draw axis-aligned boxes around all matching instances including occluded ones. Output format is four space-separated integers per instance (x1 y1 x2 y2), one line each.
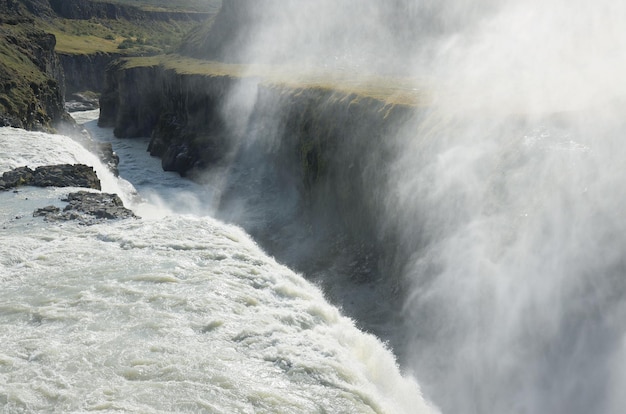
42 0 221 56
92 0 221 13
43 18 195 55
121 54 427 107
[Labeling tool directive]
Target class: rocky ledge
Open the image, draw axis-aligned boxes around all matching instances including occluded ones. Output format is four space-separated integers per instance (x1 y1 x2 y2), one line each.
1 163 137 224
34 191 137 224
0 164 101 191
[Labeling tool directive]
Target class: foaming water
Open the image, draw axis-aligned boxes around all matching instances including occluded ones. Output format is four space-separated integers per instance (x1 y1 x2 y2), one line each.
72 110 217 219
0 120 436 413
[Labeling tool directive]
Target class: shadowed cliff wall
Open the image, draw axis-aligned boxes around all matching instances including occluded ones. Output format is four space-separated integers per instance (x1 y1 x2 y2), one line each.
99 61 419 343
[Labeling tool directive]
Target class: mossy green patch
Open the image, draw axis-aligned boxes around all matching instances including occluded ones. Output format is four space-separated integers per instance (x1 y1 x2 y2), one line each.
0 25 62 129
91 0 221 13
42 18 199 56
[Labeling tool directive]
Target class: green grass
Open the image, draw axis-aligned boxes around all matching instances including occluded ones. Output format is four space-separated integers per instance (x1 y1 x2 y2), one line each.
120 54 428 107
41 17 201 55
91 0 221 13
0 0 222 128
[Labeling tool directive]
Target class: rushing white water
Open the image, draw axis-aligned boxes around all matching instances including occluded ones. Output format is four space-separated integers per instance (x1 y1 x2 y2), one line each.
0 117 436 413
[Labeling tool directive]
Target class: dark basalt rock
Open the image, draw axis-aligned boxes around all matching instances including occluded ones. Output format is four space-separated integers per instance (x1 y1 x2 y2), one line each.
0 164 101 191
0 166 35 190
32 164 101 189
62 191 135 219
161 143 195 175
33 205 60 217
3 162 134 224
34 191 137 224
95 142 120 177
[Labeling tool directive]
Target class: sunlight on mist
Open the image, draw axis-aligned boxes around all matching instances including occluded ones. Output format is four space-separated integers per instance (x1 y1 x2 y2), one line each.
205 1 626 413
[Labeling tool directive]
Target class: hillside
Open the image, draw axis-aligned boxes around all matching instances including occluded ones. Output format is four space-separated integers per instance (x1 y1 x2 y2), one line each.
44 0 216 56
91 0 221 13
0 0 216 130
0 0 67 130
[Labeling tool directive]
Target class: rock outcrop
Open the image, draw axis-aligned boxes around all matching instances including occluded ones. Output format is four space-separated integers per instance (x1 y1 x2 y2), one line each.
0 21 68 131
34 191 137 224
59 52 126 97
0 163 136 224
0 164 100 191
1 0 213 131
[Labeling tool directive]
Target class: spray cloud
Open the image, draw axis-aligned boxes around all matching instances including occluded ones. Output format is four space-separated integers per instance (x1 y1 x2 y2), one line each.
199 1 626 412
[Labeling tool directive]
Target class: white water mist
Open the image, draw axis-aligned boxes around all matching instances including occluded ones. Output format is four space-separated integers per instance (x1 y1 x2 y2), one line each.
388 1 626 413
210 0 626 412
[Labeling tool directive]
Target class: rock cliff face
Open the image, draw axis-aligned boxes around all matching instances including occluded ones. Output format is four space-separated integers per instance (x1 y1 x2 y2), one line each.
0 0 68 130
99 62 232 171
178 0 428 72
99 61 419 341
0 24 68 130
60 52 125 95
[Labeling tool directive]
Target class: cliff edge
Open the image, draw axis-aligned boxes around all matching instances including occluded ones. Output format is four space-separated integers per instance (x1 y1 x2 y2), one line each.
98 53 424 342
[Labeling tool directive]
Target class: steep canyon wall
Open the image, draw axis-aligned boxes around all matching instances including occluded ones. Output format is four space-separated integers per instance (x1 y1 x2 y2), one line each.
99 61 419 342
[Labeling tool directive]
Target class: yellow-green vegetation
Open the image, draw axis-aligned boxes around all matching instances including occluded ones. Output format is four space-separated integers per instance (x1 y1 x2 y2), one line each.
0 18 65 130
120 54 428 107
91 0 221 13
40 18 199 55
0 32 47 114
0 0 218 129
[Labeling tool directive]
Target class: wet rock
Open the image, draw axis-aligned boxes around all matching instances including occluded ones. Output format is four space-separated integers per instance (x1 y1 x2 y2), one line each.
162 143 195 175
94 142 120 176
0 166 35 190
33 205 61 216
32 164 101 189
34 191 138 224
0 164 101 191
62 191 136 219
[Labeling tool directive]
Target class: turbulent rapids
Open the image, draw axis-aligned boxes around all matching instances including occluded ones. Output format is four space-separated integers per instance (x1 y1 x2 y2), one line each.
0 113 436 413
3 0 626 412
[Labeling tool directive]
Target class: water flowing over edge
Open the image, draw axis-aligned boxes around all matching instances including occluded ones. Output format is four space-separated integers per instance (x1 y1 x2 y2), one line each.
0 117 438 414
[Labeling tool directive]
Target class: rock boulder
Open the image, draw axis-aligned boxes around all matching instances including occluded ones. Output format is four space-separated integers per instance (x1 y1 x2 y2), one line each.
0 164 101 191
33 191 137 224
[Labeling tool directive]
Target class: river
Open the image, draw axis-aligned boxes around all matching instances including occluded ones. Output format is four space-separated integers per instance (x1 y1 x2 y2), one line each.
0 111 435 413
